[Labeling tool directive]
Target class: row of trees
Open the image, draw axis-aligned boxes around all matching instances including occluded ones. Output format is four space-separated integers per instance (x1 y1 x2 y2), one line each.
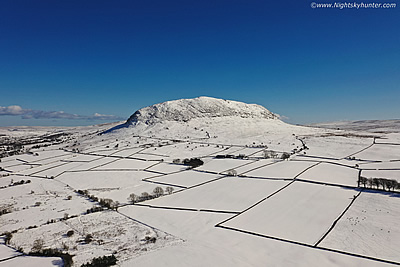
0 179 31 189
263 150 291 160
359 177 399 191
128 186 174 204
76 190 119 210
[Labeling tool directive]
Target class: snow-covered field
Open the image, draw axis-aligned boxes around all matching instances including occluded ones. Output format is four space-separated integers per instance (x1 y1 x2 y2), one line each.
222 182 358 245
197 158 256 173
143 177 290 212
242 160 317 178
1 98 400 266
298 162 359 187
320 190 400 262
145 169 223 188
353 145 400 162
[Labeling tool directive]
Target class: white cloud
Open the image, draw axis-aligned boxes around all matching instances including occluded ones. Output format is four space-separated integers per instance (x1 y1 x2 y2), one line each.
0 105 123 121
275 113 290 121
0 105 24 115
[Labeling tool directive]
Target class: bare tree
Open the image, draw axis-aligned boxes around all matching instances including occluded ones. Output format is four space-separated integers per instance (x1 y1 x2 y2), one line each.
386 179 397 191
372 178 380 189
263 150 277 159
153 187 164 197
141 192 150 201
112 201 120 211
379 178 387 191
367 178 373 188
227 169 237 176
166 187 174 195
128 193 138 204
359 176 368 188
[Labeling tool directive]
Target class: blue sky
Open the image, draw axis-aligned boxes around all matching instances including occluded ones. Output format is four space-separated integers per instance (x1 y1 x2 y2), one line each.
1 0 399 126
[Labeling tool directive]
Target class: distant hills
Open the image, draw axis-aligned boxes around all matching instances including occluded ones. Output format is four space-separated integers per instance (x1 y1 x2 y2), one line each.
311 120 400 133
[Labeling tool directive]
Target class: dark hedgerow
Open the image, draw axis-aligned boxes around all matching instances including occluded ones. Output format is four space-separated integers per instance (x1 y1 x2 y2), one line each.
80 255 117 267
29 248 74 267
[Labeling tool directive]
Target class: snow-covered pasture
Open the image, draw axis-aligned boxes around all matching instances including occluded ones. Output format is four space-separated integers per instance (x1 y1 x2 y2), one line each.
377 133 400 144
120 205 386 267
62 154 103 162
223 182 358 245
57 171 174 204
143 177 290 212
0 163 33 173
0 153 75 174
0 150 71 167
298 162 359 187
0 255 61 267
0 237 21 260
15 161 71 176
207 146 246 156
354 144 400 162
144 170 224 188
232 158 278 174
145 162 187 174
65 157 117 172
9 211 180 266
0 178 93 233
243 160 317 179
358 161 400 169
229 147 265 157
320 191 400 262
293 156 362 168
32 162 88 178
140 142 224 159
92 158 158 171
109 147 144 157
133 153 168 161
197 158 256 174
300 135 373 159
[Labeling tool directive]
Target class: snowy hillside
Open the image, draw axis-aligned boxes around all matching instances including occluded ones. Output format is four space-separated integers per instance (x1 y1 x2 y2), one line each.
99 97 326 151
1 98 400 267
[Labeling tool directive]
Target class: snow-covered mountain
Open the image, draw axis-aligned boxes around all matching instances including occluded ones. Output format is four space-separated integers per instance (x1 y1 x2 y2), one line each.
100 96 307 148
96 96 333 150
126 96 279 125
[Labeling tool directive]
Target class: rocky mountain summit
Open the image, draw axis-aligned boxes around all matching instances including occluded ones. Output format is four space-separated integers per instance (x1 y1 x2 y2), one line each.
126 96 279 125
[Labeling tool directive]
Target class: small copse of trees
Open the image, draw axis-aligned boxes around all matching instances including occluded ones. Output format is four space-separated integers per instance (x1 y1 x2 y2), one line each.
359 176 399 191
263 150 278 159
281 152 291 160
183 158 204 168
76 190 119 210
